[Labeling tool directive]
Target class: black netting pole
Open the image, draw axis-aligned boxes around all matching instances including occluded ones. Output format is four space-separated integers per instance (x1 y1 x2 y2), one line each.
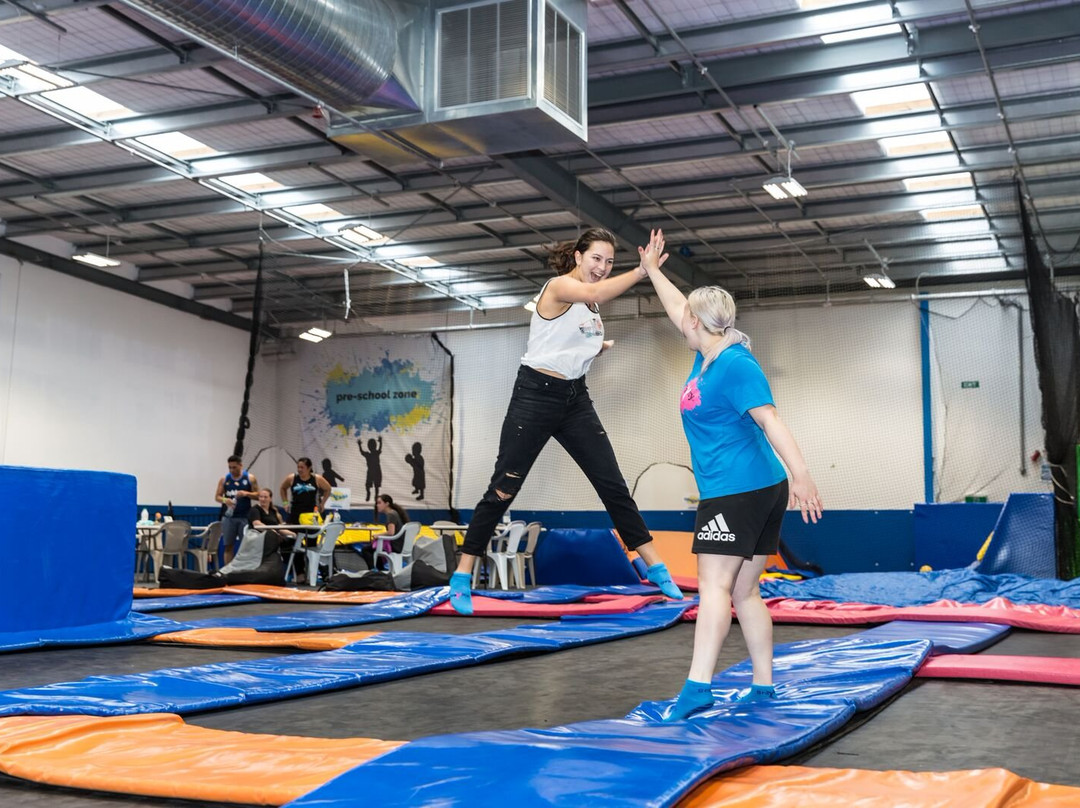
1020 183 1080 579
234 241 265 458
431 332 459 522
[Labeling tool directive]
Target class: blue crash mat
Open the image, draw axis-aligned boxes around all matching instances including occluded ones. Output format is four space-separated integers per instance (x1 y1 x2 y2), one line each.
0 601 690 718
0 613 188 653
288 627 932 808
132 593 263 612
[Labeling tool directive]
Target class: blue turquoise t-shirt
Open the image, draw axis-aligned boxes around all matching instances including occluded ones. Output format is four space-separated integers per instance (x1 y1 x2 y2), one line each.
680 343 786 498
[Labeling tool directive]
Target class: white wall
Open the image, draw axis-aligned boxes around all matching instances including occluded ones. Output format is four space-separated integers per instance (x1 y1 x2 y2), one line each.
0 256 1051 511
0 257 258 506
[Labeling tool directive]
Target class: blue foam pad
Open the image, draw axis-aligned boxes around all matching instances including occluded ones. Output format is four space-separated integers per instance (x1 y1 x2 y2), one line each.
0 602 690 718
0 613 187 653
478 583 659 602
132 594 263 612
856 619 1010 654
758 567 1080 609
288 626 931 808
287 701 855 808
975 493 1056 578
533 529 641 586
0 465 134 634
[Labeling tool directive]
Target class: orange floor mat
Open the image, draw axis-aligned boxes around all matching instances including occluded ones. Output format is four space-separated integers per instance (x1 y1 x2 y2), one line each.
133 586 228 597
151 627 378 650
0 713 403 805
678 765 1080 807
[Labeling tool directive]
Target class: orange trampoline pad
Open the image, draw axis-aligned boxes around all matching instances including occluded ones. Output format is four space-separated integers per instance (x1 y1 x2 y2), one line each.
0 713 403 805
678 765 1080 807
151 627 378 650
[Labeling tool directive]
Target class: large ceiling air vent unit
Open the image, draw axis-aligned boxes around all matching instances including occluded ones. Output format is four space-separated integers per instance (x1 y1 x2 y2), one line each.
330 0 587 162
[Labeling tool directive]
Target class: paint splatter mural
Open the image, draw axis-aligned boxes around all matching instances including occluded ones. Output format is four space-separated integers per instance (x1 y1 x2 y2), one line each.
300 336 450 507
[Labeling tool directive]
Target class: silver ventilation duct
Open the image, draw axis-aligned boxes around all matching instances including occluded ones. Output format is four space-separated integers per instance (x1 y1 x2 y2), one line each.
121 0 416 112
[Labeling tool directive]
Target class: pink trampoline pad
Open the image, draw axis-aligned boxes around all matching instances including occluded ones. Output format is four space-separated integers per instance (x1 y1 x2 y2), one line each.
917 654 1080 685
429 593 664 617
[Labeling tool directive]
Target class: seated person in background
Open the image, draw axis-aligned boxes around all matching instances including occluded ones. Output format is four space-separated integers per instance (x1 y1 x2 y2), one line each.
375 493 410 536
366 494 410 568
248 487 297 564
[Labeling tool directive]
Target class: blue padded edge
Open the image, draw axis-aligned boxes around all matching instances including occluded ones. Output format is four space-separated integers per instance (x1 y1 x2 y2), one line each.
287 629 934 808
534 529 642 586
0 613 188 653
290 701 855 808
856 619 1010 654
0 601 690 718
132 594 263 612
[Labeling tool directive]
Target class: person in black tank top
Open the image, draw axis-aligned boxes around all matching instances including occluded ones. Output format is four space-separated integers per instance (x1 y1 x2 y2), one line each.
279 457 331 524
448 228 685 615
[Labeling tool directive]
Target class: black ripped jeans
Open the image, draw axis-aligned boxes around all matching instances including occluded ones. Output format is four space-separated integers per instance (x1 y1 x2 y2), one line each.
461 365 652 556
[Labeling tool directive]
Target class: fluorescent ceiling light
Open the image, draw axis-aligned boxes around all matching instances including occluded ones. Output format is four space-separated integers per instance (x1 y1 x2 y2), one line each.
72 252 121 268
903 172 973 192
298 331 324 343
283 203 341 222
879 131 952 156
135 132 219 160
339 224 389 247
920 204 986 221
821 23 902 43
307 327 332 339
219 172 285 192
863 273 895 289
397 255 443 269
762 176 808 199
852 83 933 116
42 86 134 120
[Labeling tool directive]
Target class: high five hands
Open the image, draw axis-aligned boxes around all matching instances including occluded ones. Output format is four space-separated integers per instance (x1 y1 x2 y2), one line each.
637 228 669 275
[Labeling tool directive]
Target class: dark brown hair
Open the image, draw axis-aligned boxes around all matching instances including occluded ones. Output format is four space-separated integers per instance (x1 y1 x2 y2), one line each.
547 227 617 275
377 494 409 524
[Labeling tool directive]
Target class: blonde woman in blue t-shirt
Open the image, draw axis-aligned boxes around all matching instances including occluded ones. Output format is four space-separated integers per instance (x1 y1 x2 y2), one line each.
642 229 822 720
449 227 684 614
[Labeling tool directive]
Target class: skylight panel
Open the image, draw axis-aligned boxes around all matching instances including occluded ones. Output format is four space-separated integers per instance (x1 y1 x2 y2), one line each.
821 24 902 43
219 172 286 192
903 172 974 191
283 203 342 221
853 83 933 116
41 85 135 120
879 131 952 156
136 132 219 160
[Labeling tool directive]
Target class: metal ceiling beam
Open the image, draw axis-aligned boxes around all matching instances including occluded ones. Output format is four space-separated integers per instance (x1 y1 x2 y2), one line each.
587 0 1048 73
0 94 299 158
0 0 110 23
0 236 260 331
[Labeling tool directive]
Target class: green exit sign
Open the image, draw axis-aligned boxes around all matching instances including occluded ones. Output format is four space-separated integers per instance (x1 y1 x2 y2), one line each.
961 381 980 389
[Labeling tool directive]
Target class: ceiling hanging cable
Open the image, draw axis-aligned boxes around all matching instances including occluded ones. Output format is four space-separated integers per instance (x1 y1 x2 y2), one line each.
233 237 265 458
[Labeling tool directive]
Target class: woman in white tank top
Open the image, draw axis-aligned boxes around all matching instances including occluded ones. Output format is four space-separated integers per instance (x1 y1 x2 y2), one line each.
449 227 685 614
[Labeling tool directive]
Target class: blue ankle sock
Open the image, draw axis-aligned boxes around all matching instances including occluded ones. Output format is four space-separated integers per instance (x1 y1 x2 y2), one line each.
663 679 713 721
646 562 684 600
449 572 473 615
737 683 776 703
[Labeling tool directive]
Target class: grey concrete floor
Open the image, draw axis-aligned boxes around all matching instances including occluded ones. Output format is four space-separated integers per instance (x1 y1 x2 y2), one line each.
1 605 1078 807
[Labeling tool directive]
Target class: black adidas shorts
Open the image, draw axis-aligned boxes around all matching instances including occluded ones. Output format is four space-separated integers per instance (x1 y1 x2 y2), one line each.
692 479 789 557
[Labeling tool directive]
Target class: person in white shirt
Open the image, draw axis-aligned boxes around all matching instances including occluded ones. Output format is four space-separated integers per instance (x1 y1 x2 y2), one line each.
449 228 684 614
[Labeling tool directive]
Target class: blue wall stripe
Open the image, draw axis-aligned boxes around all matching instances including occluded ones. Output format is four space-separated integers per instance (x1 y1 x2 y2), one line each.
920 299 934 503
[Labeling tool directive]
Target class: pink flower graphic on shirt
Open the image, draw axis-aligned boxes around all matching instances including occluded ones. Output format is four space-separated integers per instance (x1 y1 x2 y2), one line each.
681 378 702 411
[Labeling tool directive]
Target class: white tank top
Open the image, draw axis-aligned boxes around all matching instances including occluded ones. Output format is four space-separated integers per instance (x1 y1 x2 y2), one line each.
521 280 605 379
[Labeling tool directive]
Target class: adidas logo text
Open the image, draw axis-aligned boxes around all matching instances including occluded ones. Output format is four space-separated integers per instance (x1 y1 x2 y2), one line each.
697 514 736 542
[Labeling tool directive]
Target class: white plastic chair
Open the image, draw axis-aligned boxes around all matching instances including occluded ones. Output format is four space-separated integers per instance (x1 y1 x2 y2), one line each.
485 521 527 590
521 521 542 586
285 520 345 586
151 520 191 581
373 521 422 575
185 521 223 574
